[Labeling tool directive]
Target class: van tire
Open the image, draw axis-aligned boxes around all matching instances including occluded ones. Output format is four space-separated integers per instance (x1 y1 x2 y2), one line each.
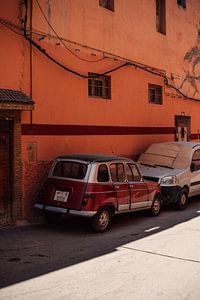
44 212 61 224
92 207 111 233
149 195 161 216
177 188 188 210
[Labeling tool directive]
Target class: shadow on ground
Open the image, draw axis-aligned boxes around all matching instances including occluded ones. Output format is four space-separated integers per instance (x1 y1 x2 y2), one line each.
0 197 200 288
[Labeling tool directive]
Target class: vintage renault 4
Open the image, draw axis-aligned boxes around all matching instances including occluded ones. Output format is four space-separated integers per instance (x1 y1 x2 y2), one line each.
34 154 161 232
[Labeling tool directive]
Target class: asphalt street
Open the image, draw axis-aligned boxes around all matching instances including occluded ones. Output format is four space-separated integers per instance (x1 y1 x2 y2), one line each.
1 198 200 300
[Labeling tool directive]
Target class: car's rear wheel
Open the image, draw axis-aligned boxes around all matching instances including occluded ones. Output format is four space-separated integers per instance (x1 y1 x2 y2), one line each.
44 211 61 224
92 207 111 233
177 188 188 210
149 195 161 216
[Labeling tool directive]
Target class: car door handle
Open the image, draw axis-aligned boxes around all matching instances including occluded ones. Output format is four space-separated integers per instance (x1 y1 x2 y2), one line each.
115 185 119 189
130 185 134 188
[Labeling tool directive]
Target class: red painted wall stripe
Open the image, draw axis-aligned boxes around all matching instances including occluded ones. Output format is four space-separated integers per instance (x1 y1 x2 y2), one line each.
21 124 175 135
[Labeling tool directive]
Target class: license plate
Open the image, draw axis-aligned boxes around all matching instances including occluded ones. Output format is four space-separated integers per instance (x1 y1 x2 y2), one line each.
54 190 69 202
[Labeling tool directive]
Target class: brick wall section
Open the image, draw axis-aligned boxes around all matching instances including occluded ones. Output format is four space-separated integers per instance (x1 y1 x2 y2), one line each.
22 161 51 220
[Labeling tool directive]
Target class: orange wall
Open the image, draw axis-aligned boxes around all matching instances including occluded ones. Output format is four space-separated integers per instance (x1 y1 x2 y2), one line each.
0 0 200 161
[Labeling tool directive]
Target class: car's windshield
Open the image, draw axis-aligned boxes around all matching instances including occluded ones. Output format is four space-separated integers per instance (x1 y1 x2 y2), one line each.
52 161 87 179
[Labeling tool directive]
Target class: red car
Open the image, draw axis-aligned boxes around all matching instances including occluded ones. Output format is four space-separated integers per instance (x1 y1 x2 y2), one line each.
34 154 161 232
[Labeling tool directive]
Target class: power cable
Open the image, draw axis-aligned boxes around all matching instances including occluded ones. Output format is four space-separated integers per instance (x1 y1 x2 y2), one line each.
0 16 200 101
35 0 105 63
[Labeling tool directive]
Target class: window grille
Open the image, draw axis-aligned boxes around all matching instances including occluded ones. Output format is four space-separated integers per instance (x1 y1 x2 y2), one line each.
88 73 111 99
148 84 163 105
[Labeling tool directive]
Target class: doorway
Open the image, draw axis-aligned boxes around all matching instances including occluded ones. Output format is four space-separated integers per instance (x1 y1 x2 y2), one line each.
0 120 13 226
175 115 191 142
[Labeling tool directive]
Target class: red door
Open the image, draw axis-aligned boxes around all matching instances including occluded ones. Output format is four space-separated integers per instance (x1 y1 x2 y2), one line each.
0 120 12 226
126 163 148 209
110 163 130 211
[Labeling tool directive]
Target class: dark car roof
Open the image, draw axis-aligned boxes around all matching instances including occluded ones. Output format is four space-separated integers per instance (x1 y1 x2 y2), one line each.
56 153 133 163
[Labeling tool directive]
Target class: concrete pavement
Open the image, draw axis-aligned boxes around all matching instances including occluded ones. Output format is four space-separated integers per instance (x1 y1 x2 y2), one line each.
1 198 200 299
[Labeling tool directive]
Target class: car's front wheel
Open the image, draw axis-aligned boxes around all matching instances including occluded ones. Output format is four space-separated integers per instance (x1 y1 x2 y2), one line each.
92 207 112 233
177 188 188 210
149 195 161 216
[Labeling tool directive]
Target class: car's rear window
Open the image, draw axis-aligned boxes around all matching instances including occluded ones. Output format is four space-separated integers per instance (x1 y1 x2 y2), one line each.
52 161 87 179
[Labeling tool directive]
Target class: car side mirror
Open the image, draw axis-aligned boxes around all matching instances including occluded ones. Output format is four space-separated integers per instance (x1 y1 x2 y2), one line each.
191 163 195 172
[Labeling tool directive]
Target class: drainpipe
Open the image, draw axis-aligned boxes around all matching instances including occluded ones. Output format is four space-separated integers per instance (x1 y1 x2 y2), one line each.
29 0 33 129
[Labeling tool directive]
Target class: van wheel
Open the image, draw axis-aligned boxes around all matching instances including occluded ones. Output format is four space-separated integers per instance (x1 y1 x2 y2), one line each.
92 207 111 233
44 212 61 224
149 196 161 216
177 189 188 210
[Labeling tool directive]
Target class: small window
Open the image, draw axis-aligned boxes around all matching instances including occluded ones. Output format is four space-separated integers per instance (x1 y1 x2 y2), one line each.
110 163 125 182
127 164 142 182
88 73 111 99
148 84 163 105
177 0 186 9
97 164 109 182
52 161 87 179
99 0 114 11
156 0 166 34
192 150 200 172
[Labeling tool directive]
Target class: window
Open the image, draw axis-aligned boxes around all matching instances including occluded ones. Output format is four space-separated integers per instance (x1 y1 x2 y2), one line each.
97 164 109 182
126 164 142 182
88 73 111 99
177 0 186 9
99 0 114 11
110 163 125 182
156 0 166 34
52 161 87 179
191 150 200 172
148 84 163 104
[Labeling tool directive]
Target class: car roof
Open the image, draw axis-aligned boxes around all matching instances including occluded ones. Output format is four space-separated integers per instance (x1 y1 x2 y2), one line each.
56 153 133 163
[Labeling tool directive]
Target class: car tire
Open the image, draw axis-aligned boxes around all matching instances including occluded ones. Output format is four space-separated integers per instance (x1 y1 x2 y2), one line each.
149 195 161 216
92 207 111 233
44 211 61 224
177 188 188 210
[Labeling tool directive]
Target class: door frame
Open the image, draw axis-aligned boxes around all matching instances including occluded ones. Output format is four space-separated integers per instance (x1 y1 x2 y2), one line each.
175 115 191 142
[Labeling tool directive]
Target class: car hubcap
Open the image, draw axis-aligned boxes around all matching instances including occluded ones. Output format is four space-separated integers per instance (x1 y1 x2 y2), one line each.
99 211 109 229
153 199 160 213
180 193 186 205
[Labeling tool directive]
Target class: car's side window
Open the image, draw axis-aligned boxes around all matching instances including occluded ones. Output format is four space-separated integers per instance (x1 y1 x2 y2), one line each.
97 164 109 182
126 164 134 181
128 164 142 181
191 149 200 172
110 163 125 182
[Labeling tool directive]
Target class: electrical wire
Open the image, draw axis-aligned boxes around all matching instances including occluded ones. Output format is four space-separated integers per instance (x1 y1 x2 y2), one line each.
35 0 105 63
0 15 200 101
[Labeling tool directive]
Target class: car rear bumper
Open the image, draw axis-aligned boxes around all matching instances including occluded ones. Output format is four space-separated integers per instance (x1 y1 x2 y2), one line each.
34 203 97 217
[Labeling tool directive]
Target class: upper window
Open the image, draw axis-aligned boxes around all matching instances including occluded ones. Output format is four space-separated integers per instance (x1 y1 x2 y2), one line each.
88 73 111 99
156 0 166 34
177 0 186 9
99 0 114 11
148 84 163 105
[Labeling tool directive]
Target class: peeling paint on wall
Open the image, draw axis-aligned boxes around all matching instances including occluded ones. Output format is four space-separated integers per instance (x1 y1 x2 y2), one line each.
178 28 200 98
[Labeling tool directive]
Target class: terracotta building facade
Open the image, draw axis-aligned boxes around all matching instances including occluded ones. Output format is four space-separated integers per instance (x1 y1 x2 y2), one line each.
0 0 200 225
